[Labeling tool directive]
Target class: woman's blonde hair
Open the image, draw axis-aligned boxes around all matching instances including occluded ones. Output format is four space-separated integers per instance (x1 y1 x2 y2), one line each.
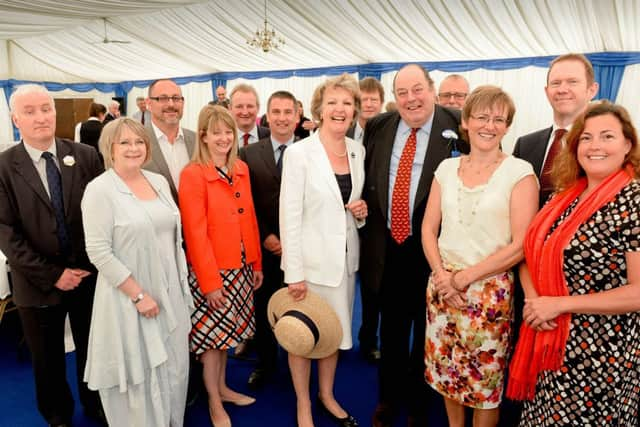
98 118 151 169
310 73 361 127
552 100 640 191
192 104 238 171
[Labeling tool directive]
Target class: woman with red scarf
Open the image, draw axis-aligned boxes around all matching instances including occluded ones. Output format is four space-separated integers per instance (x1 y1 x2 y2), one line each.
508 101 640 426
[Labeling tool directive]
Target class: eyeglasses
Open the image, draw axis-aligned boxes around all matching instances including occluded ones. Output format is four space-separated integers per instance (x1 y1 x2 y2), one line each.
470 114 508 126
116 139 146 147
149 95 185 104
438 92 467 100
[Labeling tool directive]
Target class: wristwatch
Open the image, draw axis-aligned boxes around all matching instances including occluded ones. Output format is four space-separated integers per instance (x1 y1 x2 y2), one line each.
132 292 145 304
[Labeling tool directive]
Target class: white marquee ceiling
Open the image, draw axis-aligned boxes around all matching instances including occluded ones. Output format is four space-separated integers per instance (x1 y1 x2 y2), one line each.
1 0 638 83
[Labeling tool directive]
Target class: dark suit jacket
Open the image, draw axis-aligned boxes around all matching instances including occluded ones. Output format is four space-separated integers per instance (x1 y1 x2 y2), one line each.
257 126 271 140
346 125 355 139
294 117 311 140
359 106 467 293
102 112 117 124
143 124 196 203
512 126 553 207
0 138 104 307
239 137 283 243
79 119 103 154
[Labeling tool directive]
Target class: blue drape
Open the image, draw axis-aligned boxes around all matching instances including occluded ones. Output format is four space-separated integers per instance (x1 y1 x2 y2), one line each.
4 52 640 141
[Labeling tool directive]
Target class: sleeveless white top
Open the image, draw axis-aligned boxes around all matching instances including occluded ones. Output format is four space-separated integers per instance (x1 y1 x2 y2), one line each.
435 155 535 267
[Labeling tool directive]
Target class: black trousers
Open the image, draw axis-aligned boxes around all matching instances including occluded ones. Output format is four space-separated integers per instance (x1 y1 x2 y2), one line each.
378 232 433 417
18 278 101 425
253 250 284 370
357 271 380 351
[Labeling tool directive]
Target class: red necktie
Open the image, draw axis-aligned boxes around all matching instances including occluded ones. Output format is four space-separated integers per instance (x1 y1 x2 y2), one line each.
540 128 566 192
243 133 250 147
390 128 418 244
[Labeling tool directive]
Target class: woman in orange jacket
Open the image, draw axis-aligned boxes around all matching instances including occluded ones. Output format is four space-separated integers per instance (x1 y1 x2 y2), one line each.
179 105 263 427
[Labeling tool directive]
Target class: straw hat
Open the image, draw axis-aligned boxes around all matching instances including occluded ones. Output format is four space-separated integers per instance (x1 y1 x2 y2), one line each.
268 288 343 359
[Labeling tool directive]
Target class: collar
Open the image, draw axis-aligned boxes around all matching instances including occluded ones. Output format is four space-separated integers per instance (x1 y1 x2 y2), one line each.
108 168 164 195
398 109 435 137
551 123 572 134
23 139 56 163
238 126 258 139
151 121 184 142
201 161 248 182
270 136 294 152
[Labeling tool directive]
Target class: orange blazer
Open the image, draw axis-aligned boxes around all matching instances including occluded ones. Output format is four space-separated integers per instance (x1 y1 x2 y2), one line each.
179 160 262 294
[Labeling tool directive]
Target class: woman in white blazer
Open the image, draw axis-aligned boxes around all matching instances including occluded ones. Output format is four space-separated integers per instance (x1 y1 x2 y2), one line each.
81 118 193 426
280 74 367 427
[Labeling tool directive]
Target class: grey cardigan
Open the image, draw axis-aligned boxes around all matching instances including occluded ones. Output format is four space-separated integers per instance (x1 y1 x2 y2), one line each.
81 168 193 391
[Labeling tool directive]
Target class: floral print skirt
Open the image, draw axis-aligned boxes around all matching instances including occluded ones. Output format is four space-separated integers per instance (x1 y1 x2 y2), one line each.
424 268 513 409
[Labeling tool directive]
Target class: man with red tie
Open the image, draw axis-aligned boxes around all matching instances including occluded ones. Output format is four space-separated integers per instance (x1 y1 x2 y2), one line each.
361 64 467 427
229 83 270 148
512 53 599 208
503 53 599 427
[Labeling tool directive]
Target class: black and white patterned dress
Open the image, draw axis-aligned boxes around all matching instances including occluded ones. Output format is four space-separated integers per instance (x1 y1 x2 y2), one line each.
520 181 640 426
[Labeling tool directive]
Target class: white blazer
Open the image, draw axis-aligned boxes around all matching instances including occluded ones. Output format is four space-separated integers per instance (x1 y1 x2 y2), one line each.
280 132 365 286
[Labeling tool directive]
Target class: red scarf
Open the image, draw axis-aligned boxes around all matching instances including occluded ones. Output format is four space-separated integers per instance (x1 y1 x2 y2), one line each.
507 167 633 400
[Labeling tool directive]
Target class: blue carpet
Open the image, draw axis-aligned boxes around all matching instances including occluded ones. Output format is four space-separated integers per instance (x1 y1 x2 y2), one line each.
0 283 448 426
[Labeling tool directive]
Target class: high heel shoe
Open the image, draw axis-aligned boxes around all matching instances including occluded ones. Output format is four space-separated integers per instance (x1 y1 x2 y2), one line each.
316 397 359 427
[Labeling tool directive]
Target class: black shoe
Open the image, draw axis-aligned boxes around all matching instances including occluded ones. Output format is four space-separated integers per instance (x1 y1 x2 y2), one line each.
360 347 381 363
317 397 359 427
247 367 272 389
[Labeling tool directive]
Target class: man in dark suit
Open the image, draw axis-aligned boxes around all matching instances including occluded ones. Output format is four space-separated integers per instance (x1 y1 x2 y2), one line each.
501 53 599 427
143 79 196 202
346 77 385 364
230 83 270 149
102 100 120 124
239 90 297 388
79 102 106 156
347 77 384 146
0 84 105 427
362 64 466 427
213 85 230 109
513 53 599 207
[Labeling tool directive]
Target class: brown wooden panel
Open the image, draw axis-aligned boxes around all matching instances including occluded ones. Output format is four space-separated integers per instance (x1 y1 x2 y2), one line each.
53 98 94 140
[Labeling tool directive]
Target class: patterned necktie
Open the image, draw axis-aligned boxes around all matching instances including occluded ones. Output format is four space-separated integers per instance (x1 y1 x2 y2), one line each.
243 133 250 147
41 152 70 254
276 144 287 174
540 128 567 192
390 128 418 244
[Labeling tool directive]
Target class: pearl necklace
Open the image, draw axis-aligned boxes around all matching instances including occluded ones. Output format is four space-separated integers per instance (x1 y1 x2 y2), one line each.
460 155 501 175
327 146 348 157
456 156 502 226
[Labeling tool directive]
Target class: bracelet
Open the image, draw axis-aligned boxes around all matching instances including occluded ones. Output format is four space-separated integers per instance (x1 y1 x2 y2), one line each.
451 271 463 291
132 292 145 304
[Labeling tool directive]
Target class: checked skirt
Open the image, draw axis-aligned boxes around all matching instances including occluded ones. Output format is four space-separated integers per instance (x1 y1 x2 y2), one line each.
188 253 256 355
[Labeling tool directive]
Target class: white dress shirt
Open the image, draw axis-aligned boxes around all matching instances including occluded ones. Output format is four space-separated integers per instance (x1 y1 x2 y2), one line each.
151 122 190 189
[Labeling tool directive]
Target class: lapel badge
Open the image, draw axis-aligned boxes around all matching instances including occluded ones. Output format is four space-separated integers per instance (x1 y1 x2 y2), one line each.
62 155 76 166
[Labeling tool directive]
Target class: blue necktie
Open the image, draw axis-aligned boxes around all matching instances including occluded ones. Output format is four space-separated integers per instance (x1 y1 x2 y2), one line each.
42 152 70 255
276 144 287 174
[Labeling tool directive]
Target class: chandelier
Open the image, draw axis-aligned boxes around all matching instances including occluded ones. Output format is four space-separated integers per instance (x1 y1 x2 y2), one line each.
247 0 285 53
